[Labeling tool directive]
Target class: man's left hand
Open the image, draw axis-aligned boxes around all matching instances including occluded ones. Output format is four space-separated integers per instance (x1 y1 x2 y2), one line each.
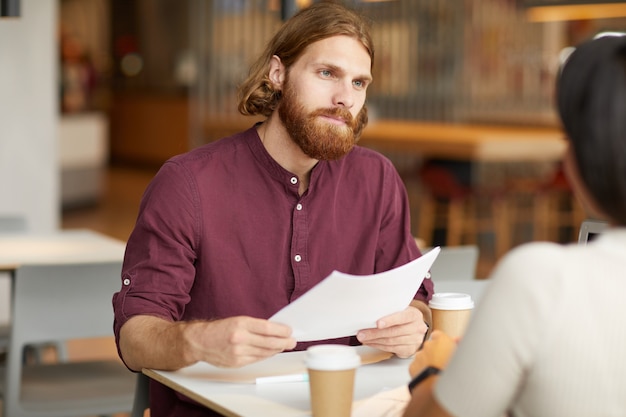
356 305 427 358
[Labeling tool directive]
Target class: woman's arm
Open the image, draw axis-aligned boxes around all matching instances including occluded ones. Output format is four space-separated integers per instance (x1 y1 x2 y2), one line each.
402 330 456 417
403 376 451 417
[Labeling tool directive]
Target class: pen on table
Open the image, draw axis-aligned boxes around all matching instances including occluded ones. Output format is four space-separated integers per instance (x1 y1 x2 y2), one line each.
255 373 309 384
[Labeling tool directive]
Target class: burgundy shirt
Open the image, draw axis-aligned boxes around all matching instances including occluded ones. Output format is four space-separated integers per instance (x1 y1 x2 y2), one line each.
113 126 433 417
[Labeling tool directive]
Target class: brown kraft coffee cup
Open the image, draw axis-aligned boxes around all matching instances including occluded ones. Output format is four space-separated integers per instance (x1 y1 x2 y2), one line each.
429 292 474 339
305 345 361 417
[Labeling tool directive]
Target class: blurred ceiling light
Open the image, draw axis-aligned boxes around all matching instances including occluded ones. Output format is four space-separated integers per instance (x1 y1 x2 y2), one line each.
120 53 143 77
526 2 626 22
0 0 19 17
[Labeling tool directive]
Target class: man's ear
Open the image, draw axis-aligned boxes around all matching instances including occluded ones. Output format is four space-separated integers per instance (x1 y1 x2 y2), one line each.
268 55 286 90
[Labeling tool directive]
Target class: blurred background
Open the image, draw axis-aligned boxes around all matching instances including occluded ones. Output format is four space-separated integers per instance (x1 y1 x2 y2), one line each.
3 0 626 276
1 1 625 414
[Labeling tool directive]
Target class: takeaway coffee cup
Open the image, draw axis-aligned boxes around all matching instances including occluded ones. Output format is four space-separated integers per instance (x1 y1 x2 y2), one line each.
429 292 475 339
305 345 361 417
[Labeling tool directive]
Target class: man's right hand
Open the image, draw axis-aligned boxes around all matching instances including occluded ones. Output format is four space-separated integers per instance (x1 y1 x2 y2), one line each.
183 316 297 368
119 315 296 371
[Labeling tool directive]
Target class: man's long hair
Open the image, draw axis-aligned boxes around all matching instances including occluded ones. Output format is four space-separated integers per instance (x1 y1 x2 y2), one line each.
237 1 374 118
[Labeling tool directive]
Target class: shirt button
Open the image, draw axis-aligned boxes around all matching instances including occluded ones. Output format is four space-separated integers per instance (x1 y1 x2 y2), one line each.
123 278 131 286
290 177 298 185
296 203 303 210
294 254 302 262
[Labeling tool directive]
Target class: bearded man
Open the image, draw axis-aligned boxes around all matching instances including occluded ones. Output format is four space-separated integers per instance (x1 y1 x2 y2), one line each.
113 3 433 416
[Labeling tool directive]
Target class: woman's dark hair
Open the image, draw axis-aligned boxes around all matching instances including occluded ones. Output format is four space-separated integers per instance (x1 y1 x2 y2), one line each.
557 35 626 225
237 1 374 117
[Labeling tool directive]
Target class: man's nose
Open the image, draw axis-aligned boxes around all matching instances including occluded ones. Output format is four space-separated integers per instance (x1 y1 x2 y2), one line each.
332 81 355 109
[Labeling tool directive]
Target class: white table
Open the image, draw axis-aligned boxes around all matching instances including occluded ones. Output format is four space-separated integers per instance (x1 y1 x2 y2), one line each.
0 228 126 271
144 347 413 417
0 228 126 335
0 230 135 416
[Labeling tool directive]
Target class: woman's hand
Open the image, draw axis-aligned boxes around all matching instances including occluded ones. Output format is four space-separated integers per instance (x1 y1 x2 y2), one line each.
408 330 457 377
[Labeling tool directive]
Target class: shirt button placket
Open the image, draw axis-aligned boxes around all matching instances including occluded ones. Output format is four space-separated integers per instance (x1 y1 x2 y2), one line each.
290 175 307 289
294 202 304 260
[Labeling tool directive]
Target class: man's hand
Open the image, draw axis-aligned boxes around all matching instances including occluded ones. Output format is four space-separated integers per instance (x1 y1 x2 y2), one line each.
356 305 427 358
184 316 297 367
119 315 296 371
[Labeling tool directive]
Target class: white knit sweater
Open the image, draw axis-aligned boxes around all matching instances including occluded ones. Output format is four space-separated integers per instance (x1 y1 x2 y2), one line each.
435 228 626 417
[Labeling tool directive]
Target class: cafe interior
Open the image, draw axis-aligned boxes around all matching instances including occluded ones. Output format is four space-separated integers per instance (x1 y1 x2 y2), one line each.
0 0 624 416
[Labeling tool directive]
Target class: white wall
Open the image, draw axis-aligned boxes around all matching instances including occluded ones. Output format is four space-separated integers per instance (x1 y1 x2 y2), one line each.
0 0 59 233
0 0 58 325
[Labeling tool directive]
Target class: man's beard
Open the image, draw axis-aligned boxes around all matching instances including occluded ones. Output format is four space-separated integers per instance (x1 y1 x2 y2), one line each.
278 81 368 161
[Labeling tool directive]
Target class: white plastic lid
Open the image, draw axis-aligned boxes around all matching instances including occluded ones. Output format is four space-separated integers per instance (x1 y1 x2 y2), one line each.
428 292 474 310
304 345 361 371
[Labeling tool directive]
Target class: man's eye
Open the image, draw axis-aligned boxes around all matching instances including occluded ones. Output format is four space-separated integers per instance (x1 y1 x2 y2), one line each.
320 70 332 77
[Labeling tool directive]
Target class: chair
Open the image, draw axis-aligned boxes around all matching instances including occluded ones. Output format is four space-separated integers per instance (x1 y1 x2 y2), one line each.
428 245 488 305
508 164 586 244
417 161 511 260
0 216 27 232
578 218 609 245
0 216 67 363
533 165 586 242
0 261 136 417
0 216 28 357
0 305 9 355
427 245 479 281
131 372 151 417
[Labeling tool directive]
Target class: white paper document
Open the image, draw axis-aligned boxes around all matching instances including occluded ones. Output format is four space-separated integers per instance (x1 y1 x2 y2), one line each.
269 247 440 342
174 345 391 384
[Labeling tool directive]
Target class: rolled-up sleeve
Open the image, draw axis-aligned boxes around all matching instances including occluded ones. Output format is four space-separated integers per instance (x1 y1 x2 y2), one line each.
113 160 199 341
